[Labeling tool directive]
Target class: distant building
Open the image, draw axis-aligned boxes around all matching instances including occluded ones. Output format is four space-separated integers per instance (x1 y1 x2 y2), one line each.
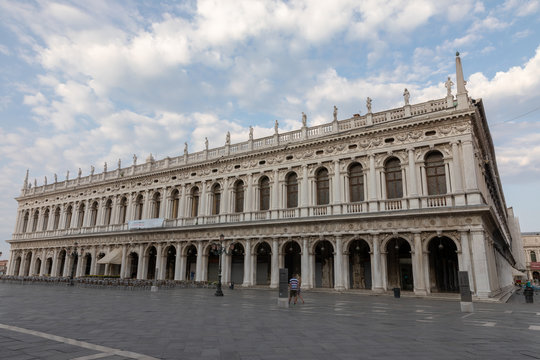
522 233 540 283
0 260 8 275
6 55 522 299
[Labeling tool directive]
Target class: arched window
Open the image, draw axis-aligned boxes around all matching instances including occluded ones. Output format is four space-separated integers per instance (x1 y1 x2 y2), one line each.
532 251 537 262
234 181 244 213
22 211 29 233
191 187 200 217
53 207 60 230
152 192 161 218
286 173 298 208
316 168 330 205
171 189 180 218
349 163 364 202
90 201 98 226
65 205 73 228
212 184 221 215
42 208 50 231
104 199 112 225
77 203 85 227
32 210 39 232
426 152 447 195
259 177 270 211
135 195 144 220
385 158 403 199
119 197 127 223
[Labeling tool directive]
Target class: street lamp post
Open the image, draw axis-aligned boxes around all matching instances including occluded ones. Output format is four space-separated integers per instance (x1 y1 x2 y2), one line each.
69 242 78 286
210 234 232 297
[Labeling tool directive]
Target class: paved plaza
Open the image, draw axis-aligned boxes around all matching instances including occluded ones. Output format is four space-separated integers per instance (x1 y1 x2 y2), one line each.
0 283 539 360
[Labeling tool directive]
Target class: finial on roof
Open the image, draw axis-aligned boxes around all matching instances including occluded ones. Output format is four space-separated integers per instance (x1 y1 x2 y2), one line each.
456 51 460 57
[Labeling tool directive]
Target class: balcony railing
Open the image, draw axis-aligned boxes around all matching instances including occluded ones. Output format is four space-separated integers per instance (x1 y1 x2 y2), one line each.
11 193 482 241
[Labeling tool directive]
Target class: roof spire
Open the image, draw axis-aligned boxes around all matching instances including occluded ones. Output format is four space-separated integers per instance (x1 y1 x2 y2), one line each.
455 51 469 110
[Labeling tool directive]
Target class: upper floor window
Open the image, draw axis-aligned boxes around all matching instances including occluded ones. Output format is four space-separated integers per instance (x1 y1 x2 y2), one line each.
191 187 200 217
316 168 330 205
119 197 128 223
532 251 537 262
53 207 60 230
212 184 221 215
42 208 50 231
349 163 364 202
385 158 403 199
286 173 298 208
234 181 244 213
260 176 270 211
426 152 447 195
90 201 98 226
32 210 39 232
135 195 144 220
77 203 85 227
152 192 161 218
104 199 112 225
171 189 180 218
65 205 73 228
22 211 29 233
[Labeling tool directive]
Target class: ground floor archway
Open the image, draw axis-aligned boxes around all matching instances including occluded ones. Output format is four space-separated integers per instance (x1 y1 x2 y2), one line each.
255 242 271 285
348 239 371 289
428 237 459 293
315 240 334 288
284 241 301 280
386 238 413 291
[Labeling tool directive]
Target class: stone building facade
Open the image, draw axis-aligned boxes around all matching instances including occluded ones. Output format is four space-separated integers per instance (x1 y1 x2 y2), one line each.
522 233 540 283
7 55 521 299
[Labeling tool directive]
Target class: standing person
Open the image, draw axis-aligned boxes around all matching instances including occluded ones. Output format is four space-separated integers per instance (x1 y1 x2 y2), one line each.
289 274 299 305
297 274 305 304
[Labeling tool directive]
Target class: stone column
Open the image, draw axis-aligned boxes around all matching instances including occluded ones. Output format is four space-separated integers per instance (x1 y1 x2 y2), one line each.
301 165 309 217
143 190 151 219
459 230 475 293
408 148 419 209
334 235 344 290
412 232 427 295
371 234 383 292
175 243 183 280
462 139 481 204
155 243 163 280
126 194 134 222
452 141 466 205
199 181 207 218
120 245 127 279
333 160 342 214
137 244 144 279
39 249 47 276
272 169 279 218
246 174 253 217
470 230 492 298
301 237 311 289
90 247 97 276
368 154 378 212
243 238 252 286
222 178 230 216
270 238 279 288
7 251 15 275
195 242 203 281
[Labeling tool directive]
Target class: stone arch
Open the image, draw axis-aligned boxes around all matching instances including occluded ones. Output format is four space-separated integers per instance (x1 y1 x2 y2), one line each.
282 240 301 280
427 236 459 293
127 251 139 279
313 239 334 288
45 257 53 275
13 255 21 276
229 242 245 285
254 241 272 285
185 244 197 280
145 245 157 280
384 237 414 291
347 238 372 289
83 252 92 276
163 244 176 280
33 257 42 276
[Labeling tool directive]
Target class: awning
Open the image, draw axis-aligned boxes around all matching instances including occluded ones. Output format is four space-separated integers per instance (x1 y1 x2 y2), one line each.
512 268 527 277
97 248 123 265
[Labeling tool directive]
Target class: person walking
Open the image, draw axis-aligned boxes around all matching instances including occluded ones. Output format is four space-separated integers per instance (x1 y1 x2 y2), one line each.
289 274 299 305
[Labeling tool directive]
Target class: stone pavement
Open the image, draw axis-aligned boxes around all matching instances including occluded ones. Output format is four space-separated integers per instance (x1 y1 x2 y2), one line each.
0 283 539 359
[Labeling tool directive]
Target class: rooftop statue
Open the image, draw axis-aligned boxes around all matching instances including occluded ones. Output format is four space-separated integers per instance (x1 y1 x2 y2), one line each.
205 137 209 150
184 142 188 155
366 97 372 113
333 105 338 121
133 154 137 165
274 120 279 134
445 77 454 97
403 88 410 105
249 126 253 140
302 112 307 127
226 131 231 145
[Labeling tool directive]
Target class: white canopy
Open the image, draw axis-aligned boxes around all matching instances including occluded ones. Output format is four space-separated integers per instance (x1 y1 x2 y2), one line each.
97 248 122 265
512 268 527 277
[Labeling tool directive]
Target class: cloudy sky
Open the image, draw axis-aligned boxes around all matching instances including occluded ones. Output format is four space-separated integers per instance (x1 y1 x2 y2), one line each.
0 0 539 260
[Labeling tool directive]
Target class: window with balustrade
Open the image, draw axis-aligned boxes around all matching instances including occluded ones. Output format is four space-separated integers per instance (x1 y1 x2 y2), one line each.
234 181 244 213
385 158 403 199
212 184 221 215
348 163 364 202
191 187 200 217
316 168 330 205
260 176 270 211
286 172 298 208
426 151 447 195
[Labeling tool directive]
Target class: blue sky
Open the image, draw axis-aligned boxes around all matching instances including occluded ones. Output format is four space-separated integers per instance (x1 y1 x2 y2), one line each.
1 0 539 260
